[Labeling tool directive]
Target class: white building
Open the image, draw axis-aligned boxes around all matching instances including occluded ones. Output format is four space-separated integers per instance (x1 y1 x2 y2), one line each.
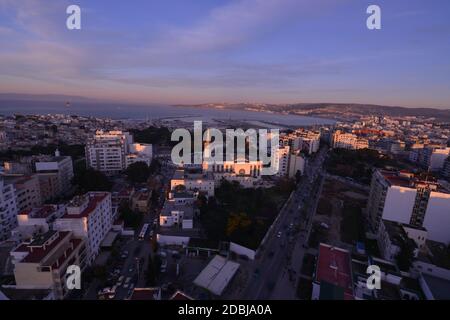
429 148 450 172
10 230 86 299
202 160 262 188
0 178 18 241
2 175 42 212
368 170 450 244
85 130 152 175
159 199 195 229
12 204 66 242
35 151 74 201
332 131 368 150
377 220 420 262
288 151 305 178
53 192 113 264
126 143 153 167
170 169 215 197
274 145 290 177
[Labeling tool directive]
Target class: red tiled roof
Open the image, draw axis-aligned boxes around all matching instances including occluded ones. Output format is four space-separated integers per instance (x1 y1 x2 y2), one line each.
316 244 353 300
130 288 160 300
61 193 108 219
20 205 57 219
21 231 71 263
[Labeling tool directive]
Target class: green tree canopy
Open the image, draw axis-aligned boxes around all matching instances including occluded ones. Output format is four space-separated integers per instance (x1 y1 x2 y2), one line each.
125 161 150 184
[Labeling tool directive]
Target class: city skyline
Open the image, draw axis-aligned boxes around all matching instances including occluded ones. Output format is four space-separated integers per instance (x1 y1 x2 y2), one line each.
0 0 450 108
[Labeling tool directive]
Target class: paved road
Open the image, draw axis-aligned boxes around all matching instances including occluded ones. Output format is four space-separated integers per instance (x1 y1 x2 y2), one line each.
240 147 328 300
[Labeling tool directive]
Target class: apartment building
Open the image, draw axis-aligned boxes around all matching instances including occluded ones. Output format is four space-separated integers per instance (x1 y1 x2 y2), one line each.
288 150 305 178
2 174 42 212
274 145 290 177
35 151 74 201
332 131 369 150
202 160 263 188
367 170 450 244
377 219 420 262
159 199 195 229
85 130 131 174
12 204 66 242
296 130 321 155
53 192 113 264
85 130 152 175
170 169 215 197
0 178 18 241
125 143 153 167
10 230 86 299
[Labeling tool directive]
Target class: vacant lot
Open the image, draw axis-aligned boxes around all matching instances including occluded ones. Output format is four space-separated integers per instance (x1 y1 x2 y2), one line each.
310 178 368 247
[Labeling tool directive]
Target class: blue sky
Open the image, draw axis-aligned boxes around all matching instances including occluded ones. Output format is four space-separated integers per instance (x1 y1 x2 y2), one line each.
0 0 449 107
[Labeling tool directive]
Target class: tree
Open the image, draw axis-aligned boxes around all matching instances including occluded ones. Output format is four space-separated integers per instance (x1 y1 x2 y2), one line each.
226 212 252 236
125 161 150 184
72 168 112 192
119 202 142 230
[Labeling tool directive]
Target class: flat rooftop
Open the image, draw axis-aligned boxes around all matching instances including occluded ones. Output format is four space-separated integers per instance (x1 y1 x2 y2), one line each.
315 243 353 300
160 200 194 218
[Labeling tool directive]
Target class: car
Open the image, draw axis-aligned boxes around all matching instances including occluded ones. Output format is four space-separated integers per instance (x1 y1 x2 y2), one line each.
276 231 282 238
117 276 124 286
123 277 131 289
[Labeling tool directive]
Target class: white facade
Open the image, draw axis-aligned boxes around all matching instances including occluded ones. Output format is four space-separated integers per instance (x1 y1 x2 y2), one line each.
171 170 215 197
125 143 153 167
202 160 262 188
275 146 290 177
429 148 450 171
381 186 417 224
332 131 368 150
86 130 152 174
0 179 18 241
288 152 305 178
35 155 74 198
54 192 113 264
423 192 450 244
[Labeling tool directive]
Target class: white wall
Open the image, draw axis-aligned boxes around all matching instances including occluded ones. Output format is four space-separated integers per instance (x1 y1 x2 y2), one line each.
156 234 190 246
423 192 450 244
382 186 417 224
229 242 256 260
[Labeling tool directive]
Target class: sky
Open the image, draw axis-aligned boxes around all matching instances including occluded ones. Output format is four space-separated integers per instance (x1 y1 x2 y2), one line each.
0 0 449 108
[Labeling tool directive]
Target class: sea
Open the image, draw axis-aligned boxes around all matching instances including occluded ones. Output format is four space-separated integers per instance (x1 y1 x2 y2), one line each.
0 99 335 128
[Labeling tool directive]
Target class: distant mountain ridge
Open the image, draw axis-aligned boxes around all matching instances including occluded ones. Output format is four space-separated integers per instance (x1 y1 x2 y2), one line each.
175 102 450 121
2 93 450 121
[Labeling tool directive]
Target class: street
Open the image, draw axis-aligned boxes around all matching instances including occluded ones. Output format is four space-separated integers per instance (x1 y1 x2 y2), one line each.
240 147 327 300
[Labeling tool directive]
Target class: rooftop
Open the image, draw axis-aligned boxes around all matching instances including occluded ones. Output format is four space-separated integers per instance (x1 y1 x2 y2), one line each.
315 243 353 300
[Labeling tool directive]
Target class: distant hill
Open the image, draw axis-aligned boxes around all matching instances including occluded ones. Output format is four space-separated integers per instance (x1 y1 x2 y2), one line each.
175 102 450 121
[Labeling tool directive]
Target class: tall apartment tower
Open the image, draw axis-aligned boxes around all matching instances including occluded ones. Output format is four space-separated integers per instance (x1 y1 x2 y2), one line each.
0 178 19 241
367 170 450 244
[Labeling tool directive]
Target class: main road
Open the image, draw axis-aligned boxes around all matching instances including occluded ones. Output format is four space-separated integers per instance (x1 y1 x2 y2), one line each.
240 147 327 300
